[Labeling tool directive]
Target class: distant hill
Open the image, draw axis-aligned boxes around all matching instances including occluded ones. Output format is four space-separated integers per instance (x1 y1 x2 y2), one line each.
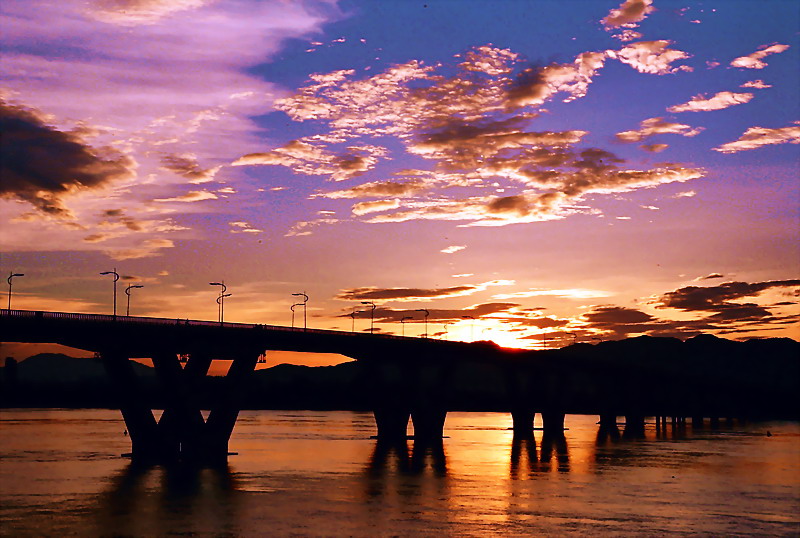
1 336 798 418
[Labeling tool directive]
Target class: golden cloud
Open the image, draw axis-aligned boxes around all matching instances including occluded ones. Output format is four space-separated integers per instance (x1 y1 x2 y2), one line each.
713 122 800 153
668 91 753 113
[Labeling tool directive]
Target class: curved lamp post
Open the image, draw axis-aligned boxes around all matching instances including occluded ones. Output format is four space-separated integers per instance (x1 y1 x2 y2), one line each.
461 315 475 342
100 268 120 316
216 293 232 324
361 301 376 334
443 322 450 341
291 303 304 329
6 272 24 311
349 307 360 333
209 281 227 323
416 309 429 338
400 316 412 337
292 292 308 330
125 284 143 316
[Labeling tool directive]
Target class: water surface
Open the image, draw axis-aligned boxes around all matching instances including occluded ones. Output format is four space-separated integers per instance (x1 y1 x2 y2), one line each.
1 409 798 536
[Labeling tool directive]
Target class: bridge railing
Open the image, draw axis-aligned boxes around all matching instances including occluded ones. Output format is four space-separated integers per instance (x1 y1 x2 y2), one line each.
1 309 416 342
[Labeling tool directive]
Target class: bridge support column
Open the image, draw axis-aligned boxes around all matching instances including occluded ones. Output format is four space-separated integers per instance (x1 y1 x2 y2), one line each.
624 414 645 438
511 409 535 438
204 350 260 461
373 407 411 441
541 410 565 435
152 351 211 461
101 351 163 461
410 406 447 443
409 361 451 444
599 413 617 430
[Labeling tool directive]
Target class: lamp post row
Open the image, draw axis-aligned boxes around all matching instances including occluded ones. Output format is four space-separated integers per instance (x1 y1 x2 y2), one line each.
7 271 491 341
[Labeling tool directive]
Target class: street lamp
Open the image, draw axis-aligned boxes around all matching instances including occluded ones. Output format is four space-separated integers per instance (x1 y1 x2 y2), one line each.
100 268 120 316
349 307 360 333
216 293 231 323
401 316 412 337
209 281 227 323
6 272 24 311
292 292 308 330
125 284 143 316
443 322 450 340
291 303 304 329
361 301 376 334
461 315 475 342
416 309 429 338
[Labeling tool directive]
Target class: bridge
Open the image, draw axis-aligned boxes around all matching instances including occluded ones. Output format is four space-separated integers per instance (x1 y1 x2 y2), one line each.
2 309 796 463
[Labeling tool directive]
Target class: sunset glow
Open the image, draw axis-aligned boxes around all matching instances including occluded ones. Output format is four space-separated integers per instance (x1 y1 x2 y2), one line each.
2 0 798 362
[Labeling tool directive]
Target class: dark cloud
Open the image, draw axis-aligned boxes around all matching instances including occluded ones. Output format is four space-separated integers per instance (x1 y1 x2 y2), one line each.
340 302 520 323
657 280 800 313
336 279 513 302
160 154 220 184
699 273 724 280
0 99 135 217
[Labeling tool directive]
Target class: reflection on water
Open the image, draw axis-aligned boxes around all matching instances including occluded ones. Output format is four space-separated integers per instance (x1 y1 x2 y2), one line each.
98 463 239 537
1 409 798 536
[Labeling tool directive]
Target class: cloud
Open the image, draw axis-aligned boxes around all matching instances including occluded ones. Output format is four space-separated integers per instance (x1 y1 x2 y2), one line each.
229 221 262 234
741 80 771 89
441 245 466 254
616 117 703 142
351 199 400 216
89 0 211 25
160 154 221 184
153 190 218 203
0 99 135 218
672 190 696 198
233 140 386 182
656 280 799 312
105 238 175 260
272 43 704 229
506 52 607 108
493 288 613 300
285 217 339 237
641 143 668 153
335 279 514 302
319 178 432 199
601 0 654 30
730 43 790 70
607 41 692 75
367 302 522 323
713 122 800 153
667 91 753 113
697 273 724 281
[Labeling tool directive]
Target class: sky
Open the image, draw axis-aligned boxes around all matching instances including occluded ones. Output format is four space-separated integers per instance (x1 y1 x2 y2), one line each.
1 0 799 366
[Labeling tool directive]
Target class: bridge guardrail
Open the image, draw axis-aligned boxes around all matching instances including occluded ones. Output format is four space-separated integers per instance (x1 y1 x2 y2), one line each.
1 309 416 342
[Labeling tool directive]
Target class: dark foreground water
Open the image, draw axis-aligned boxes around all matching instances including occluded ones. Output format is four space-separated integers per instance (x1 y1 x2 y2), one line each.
1 409 798 536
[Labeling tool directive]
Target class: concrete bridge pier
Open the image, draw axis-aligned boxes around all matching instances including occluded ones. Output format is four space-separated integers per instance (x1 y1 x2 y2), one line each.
504 366 536 438
151 351 210 459
203 349 261 461
409 360 452 444
511 409 536 437
101 350 164 461
599 412 618 430
541 410 566 435
623 414 646 438
361 359 411 441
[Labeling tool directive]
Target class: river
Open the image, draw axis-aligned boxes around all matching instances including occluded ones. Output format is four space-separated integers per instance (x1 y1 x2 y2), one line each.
1 409 798 536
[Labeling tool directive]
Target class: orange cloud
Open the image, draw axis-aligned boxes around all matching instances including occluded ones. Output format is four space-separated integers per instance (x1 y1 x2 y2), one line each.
616 117 703 142
607 41 692 75
668 91 753 113
601 0 654 30
730 43 790 69
713 122 800 153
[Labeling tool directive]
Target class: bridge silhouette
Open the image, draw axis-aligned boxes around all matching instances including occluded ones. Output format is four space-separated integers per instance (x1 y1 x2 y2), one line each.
2 309 795 463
